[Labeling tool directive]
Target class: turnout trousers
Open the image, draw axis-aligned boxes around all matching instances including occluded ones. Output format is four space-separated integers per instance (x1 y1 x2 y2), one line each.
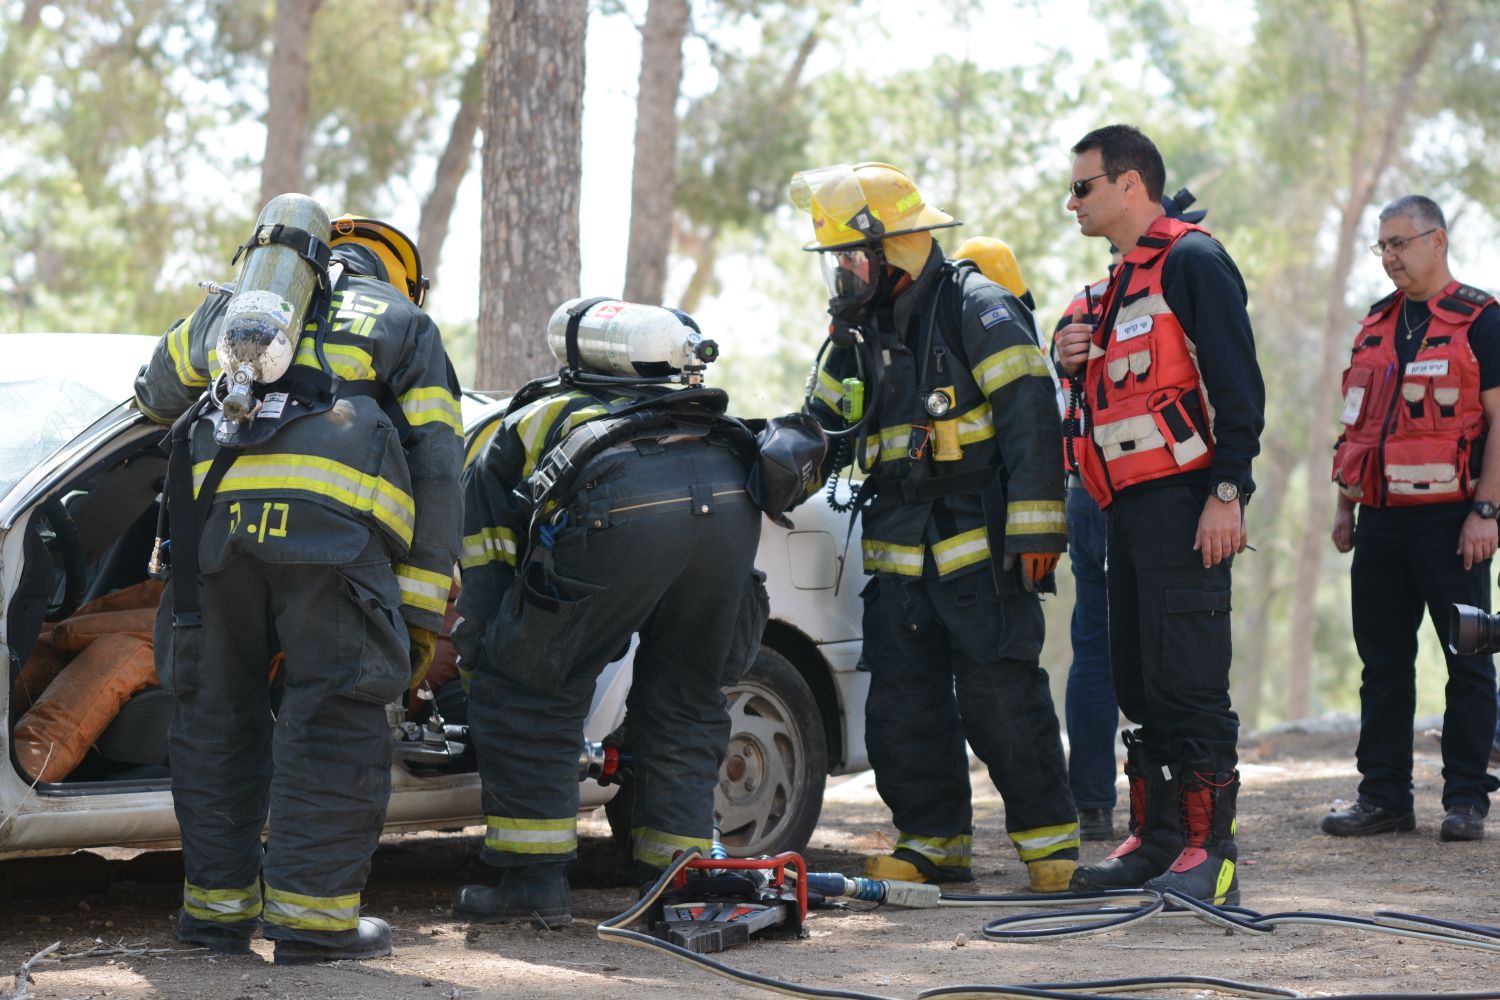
468 438 763 870
860 569 1079 870
1351 505 1499 814
1106 483 1238 770
155 524 409 948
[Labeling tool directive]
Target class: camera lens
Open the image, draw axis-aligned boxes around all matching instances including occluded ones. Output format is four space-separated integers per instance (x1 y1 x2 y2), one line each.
1449 603 1500 656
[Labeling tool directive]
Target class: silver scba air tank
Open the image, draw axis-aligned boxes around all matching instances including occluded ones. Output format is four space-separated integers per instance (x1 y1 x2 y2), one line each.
546 298 720 382
215 193 331 422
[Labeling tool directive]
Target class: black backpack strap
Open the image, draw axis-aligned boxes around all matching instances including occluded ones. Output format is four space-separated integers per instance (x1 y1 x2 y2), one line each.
163 396 233 629
231 223 333 290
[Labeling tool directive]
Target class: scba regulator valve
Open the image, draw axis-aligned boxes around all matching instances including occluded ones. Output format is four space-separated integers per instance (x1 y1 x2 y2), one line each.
547 298 720 386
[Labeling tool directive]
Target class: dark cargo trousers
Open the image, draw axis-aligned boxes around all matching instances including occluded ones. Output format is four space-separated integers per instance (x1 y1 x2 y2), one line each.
860 570 1079 870
1351 505 1499 814
1106 482 1238 770
155 525 408 948
468 438 762 870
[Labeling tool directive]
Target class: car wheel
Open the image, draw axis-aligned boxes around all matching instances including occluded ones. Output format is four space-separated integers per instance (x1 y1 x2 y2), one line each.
715 647 827 857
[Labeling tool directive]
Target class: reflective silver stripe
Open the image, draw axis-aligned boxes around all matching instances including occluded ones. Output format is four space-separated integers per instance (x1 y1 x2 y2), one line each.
182 880 262 922
931 527 988 576
1386 463 1459 483
632 827 711 867
953 403 995 445
461 527 518 569
263 889 360 932
397 563 451 614
973 344 1050 395
861 539 924 576
485 816 577 855
895 832 972 866
1115 293 1169 327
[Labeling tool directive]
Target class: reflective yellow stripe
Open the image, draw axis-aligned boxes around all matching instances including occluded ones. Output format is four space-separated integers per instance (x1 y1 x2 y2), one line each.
517 395 574 477
631 827 712 868
294 338 376 381
168 314 209 389
861 538 923 576
485 815 577 856
263 886 360 932
461 526 519 569
1006 500 1067 537
931 527 989 576
1009 822 1081 861
396 563 451 614
973 344 1050 396
400 385 463 435
953 402 995 446
874 422 913 465
812 369 844 410
182 880 262 923
894 832 971 867
466 415 504 469
194 454 416 545
893 190 922 213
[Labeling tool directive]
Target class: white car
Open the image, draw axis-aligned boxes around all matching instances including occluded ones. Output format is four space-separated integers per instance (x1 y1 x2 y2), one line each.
0 333 869 862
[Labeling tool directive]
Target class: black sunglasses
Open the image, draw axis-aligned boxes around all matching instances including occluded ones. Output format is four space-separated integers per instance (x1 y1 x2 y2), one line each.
1070 171 1118 200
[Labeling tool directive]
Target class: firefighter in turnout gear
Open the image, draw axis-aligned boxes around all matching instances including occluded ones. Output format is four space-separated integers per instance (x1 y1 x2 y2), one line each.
1055 126 1264 905
451 300 767 927
134 203 463 963
794 162 1079 892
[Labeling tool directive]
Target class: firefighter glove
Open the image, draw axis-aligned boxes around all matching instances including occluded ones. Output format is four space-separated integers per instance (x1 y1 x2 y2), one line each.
409 625 438 689
1021 552 1060 583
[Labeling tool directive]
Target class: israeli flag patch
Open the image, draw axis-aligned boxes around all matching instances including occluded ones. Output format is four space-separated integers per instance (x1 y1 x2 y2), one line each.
979 303 1011 328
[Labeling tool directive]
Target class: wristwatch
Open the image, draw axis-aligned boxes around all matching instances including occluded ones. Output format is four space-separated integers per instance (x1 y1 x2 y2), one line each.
1213 480 1240 504
1473 499 1499 520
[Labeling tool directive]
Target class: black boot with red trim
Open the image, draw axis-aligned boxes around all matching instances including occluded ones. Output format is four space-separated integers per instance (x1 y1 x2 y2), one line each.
1069 731 1182 892
1143 766 1240 906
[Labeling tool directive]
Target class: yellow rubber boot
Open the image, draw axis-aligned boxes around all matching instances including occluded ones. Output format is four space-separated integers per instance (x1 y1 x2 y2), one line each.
1027 858 1078 893
864 854 929 883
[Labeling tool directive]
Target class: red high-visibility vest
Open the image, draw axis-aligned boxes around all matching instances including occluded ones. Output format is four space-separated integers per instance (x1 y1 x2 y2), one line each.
1332 280 1493 506
1074 216 1215 506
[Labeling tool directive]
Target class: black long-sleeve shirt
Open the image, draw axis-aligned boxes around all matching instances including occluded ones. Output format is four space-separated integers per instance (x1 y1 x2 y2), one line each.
1151 230 1265 497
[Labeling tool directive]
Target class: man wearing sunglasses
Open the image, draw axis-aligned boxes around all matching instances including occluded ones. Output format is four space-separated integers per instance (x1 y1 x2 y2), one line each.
792 162 1078 893
1325 195 1500 843
1054 125 1264 905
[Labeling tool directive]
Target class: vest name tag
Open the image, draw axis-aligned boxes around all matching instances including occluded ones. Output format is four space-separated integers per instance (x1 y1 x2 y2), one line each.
1116 315 1154 341
1406 359 1449 377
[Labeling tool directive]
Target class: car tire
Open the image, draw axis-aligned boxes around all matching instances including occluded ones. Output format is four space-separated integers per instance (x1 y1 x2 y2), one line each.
604 645 829 860
716 646 827 857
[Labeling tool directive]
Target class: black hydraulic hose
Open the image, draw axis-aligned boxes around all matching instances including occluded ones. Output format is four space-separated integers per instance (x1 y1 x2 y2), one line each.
599 862 1500 1000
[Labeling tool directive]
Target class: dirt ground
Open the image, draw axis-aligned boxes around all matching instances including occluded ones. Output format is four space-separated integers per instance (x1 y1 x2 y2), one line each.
3 725 1499 1000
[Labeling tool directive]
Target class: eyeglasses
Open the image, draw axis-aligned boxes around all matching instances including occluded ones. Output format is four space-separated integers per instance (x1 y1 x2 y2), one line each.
1369 228 1438 257
1070 172 1117 200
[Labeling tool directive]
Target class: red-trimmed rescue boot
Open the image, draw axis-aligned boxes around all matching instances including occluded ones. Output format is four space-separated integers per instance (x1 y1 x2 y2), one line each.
1070 731 1182 892
1143 767 1240 906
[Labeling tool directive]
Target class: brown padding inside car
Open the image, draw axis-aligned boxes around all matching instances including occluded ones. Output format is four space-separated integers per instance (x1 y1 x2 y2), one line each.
71 578 164 618
51 608 156 655
12 632 66 716
15 633 159 783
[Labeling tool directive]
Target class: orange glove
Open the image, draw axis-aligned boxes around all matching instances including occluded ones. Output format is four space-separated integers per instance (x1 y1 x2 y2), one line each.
1021 552 1060 583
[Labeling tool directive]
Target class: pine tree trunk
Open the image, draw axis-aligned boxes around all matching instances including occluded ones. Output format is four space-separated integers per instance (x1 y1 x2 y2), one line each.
419 54 486 292
259 0 323 209
1282 5 1449 720
477 0 587 391
622 0 690 305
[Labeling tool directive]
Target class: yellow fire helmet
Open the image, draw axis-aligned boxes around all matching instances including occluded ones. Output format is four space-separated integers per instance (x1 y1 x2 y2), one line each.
790 162 959 249
790 162 959 277
952 236 1029 300
329 215 429 307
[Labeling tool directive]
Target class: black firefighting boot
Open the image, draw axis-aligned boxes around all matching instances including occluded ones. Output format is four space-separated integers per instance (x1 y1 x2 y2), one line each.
1143 767 1240 906
1070 731 1183 892
272 917 392 965
452 862 572 929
